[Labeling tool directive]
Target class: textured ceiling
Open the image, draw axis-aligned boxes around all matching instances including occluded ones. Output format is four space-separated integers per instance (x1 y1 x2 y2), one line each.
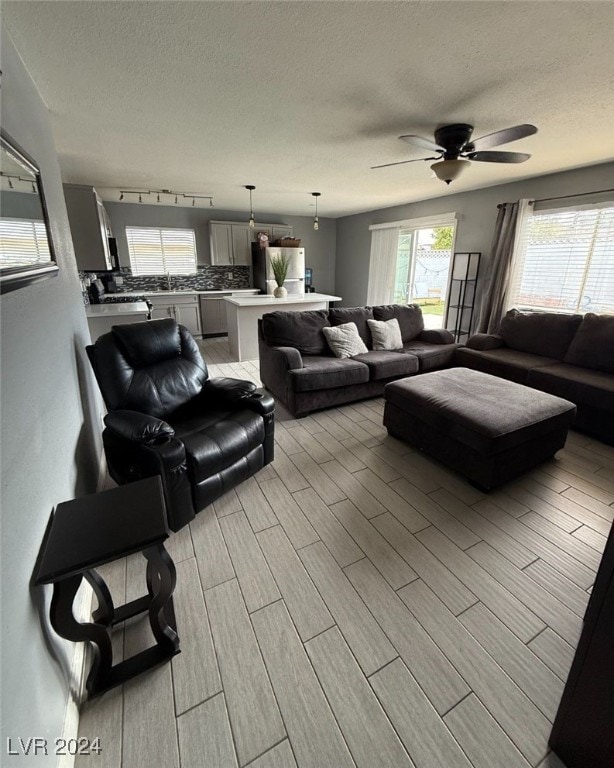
3 1 614 217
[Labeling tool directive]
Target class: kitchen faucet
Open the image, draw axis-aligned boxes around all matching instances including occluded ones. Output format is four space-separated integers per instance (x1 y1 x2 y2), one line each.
166 271 172 290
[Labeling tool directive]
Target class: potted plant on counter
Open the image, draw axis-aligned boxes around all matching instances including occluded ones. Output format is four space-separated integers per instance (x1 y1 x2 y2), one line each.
270 253 290 298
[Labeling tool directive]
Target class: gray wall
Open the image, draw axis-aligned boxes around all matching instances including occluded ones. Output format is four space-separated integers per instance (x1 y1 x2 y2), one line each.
105 202 337 294
1 26 103 761
335 162 614 308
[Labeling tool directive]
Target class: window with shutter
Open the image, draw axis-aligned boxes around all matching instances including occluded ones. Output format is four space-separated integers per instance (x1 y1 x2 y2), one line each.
0 219 51 268
125 226 197 275
508 204 614 314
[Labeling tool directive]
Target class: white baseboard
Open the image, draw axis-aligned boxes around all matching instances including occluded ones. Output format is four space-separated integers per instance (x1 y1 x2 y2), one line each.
56 450 107 768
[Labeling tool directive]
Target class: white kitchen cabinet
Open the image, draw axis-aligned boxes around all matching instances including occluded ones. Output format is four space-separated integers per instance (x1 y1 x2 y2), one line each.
211 220 293 264
146 294 201 337
210 223 234 265
64 184 116 272
231 225 252 266
272 225 293 240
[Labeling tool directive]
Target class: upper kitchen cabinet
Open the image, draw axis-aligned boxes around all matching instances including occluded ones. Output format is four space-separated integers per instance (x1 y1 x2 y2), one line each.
210 220 292 265
64 184 116 272
210 221 254 266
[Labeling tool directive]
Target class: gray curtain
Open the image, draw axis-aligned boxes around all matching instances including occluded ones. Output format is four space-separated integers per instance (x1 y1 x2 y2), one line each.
477 201 520 333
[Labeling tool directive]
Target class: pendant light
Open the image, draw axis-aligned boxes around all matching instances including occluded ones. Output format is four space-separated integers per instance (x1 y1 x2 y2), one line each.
312 192 321 231
245 185 256 228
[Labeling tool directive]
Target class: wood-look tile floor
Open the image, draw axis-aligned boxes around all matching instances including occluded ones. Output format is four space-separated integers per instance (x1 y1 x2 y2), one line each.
76 337 613 768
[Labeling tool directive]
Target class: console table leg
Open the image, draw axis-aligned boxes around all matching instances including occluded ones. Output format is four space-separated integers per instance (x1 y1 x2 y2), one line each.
85 569 115 624
50 575 113 695
143 544 179 653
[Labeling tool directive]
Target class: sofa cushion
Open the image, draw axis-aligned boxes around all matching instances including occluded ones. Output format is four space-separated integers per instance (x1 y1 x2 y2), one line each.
288 356 369 392
528 363 614 412
372 304 424 342
455 347 559 384
262 310 330 355
175 406 265 483
323 322 368 358
367 318 403 351
352 350 418 380
498 309 583 360
564 313 614 373
402 340 459 371
329 307 374 347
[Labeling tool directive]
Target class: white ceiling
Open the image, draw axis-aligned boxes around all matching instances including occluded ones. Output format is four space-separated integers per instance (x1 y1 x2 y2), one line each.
4 1 614 217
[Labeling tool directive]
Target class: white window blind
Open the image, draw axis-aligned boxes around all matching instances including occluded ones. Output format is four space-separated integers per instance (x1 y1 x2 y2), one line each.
0 219 50 267
508 204 614 314
125 226 197 275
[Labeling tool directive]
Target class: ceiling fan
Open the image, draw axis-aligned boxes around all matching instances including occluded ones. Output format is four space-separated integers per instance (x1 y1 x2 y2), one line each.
371 123 538 184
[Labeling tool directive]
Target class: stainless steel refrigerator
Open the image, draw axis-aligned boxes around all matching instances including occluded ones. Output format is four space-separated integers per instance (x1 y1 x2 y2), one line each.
252 245 306 295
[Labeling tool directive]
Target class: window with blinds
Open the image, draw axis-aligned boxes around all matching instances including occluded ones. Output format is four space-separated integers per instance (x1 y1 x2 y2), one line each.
508 204 614 314
125 226 197 275
0 219 51 267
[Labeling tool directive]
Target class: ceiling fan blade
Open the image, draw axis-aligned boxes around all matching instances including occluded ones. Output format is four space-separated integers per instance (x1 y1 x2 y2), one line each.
470 124 537 150
371 156 439 169
399 134 444 152
467 151 531 163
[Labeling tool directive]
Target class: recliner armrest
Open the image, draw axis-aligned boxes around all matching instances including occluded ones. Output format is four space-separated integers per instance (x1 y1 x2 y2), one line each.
466 333 504 351
104 410 175 445
203 377 257 403
245 390 275 416
418 328 455 344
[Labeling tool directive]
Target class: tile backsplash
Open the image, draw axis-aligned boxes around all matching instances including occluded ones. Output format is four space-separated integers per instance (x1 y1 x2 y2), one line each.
115 265 251 292
80 265 252 298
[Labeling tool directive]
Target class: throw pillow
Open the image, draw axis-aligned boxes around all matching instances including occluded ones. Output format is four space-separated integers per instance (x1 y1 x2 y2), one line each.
372 304 424 342
322 322 368 359
367 318 403 350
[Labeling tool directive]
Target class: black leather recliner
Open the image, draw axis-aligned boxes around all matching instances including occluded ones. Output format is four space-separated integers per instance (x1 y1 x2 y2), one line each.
86 318 275 530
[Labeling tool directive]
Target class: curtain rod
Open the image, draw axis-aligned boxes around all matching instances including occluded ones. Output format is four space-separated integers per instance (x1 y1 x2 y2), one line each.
498 188 614 208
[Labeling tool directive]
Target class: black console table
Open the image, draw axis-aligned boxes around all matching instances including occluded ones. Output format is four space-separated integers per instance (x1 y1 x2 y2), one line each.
35 477 180 698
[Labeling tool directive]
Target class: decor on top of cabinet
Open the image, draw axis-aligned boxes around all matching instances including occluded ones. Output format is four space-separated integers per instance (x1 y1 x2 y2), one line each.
0 131 59 293
270 253 290 298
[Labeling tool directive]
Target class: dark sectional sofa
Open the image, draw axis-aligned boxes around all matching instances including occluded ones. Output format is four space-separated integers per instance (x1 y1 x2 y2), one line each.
258 304 459 417
456 309 614 445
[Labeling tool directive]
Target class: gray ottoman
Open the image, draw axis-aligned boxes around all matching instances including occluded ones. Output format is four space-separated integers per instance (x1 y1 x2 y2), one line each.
384 367 576 490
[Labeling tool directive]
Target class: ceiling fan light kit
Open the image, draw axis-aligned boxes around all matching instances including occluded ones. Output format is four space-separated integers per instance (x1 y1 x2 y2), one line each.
373 122 538 184
431 158 470 185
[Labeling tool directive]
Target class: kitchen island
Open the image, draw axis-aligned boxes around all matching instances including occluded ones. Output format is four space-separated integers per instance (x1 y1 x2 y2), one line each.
86 301 150 342
225 293 341 361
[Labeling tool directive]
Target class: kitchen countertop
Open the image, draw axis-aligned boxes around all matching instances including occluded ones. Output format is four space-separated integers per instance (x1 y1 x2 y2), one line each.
86 302 149 317
225 293 341 307
111 289 261 297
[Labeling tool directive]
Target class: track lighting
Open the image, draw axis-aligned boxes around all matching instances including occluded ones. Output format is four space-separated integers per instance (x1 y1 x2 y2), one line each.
0 172 38 192
312 192 321 231
117 189 214 206
245 185 256 228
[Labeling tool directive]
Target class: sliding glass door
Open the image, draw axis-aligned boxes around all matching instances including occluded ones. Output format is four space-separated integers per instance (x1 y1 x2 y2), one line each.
393 223 456 328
